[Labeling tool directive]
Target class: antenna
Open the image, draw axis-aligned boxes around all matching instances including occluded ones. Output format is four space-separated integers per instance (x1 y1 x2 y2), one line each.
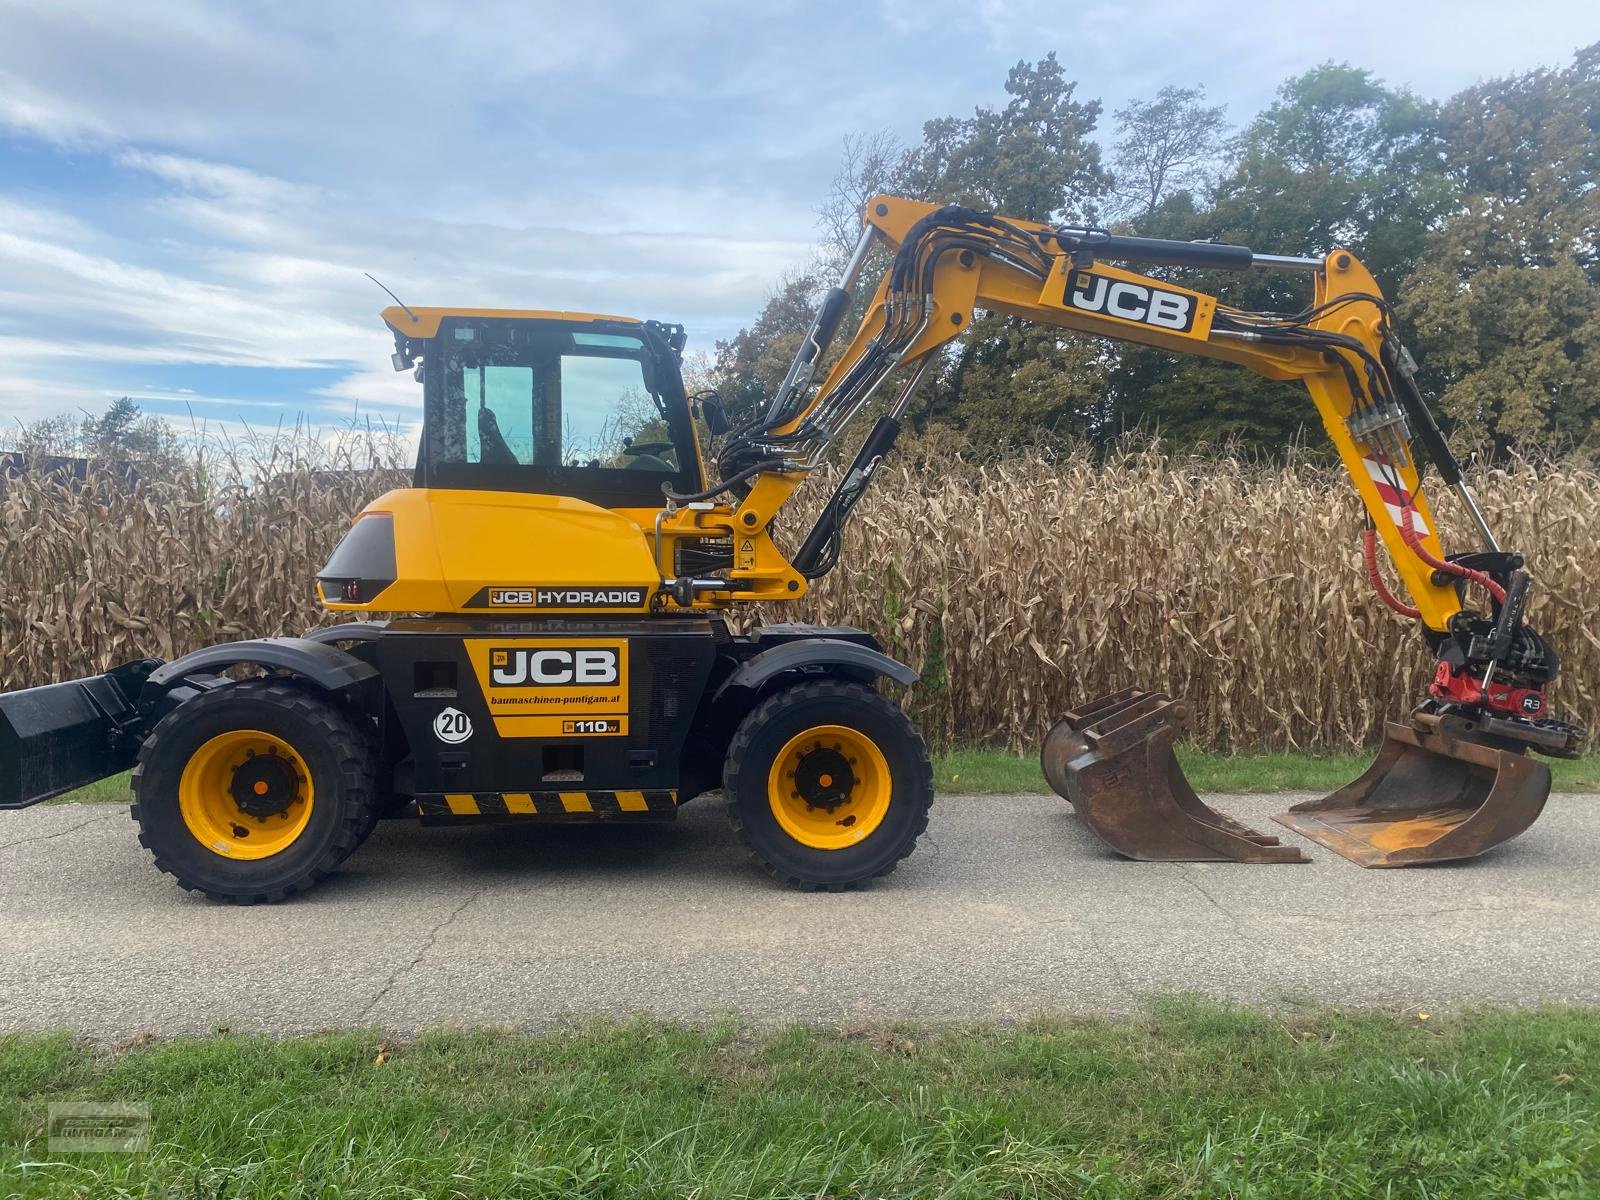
364 272 419 324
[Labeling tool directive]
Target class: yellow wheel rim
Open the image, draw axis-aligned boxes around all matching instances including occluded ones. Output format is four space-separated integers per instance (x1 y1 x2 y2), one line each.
767 724 891 850
178 729 315 860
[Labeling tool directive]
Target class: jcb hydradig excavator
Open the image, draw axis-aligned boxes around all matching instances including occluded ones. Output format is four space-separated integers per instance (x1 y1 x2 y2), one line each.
0 196 1585 901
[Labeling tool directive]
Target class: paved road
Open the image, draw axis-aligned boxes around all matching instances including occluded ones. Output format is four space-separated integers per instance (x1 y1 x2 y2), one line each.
2 793 1597 1036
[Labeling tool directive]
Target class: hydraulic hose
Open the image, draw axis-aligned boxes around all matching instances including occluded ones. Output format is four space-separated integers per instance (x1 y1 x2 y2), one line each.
1362 526 1420 619
1399 504 1508 606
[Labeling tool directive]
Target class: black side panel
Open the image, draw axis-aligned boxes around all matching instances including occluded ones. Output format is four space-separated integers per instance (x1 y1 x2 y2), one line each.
0 660 158 808
378 618 717 794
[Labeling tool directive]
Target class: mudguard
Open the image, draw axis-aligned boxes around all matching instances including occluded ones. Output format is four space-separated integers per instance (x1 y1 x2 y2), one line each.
143 637 380 702
715 637 918 702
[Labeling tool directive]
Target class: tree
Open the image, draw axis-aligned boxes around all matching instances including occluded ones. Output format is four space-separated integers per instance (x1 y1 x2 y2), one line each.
1400 44 1600 448
922 325 1107 445
6 411 78 457
895 52 1108 222
816 130 903 273
1216 63 1449 287
890 55 1112 438
1109 85 1228 221
4 397 183 474
709 271 821 425
1103 64 1452 452
715 55 1113 440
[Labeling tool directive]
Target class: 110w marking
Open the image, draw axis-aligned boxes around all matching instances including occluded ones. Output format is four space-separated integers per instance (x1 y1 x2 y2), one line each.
564 719 621 734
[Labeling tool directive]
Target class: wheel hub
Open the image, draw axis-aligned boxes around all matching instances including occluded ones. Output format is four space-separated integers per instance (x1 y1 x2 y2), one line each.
766 723 893 851
229 752 301 820
790 745 857 812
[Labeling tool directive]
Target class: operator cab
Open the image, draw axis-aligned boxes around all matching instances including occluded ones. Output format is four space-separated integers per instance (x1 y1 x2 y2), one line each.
384 307 705 508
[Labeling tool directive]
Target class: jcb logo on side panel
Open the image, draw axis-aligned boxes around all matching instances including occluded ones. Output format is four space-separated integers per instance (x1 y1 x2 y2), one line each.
489 648 619 687
1067 271 1196 332
464 639 629 729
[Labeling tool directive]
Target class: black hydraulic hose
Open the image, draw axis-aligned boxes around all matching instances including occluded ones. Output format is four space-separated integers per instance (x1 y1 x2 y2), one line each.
792 414 903 577
662 459 778 503
1381 337 1463 487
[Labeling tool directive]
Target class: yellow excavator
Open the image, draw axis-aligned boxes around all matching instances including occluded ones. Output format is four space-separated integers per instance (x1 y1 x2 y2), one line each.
0 196 1584 901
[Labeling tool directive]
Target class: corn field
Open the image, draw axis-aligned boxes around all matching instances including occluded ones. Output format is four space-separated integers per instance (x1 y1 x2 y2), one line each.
1 434 1595 753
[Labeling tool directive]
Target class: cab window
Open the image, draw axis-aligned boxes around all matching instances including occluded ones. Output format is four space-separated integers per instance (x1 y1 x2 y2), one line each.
420 318 697 505
442 327 676 472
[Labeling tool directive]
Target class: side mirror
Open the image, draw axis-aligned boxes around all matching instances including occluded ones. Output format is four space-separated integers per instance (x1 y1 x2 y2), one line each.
698 394 730 436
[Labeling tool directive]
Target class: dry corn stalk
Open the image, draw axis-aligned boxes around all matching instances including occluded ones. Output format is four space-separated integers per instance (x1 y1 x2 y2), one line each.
0 434 1593 753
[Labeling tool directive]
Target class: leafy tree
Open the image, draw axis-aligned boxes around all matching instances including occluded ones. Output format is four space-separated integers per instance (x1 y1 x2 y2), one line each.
890 55 1112 439
6 411 79 457
1106 65 1451 451
1400 44 1600 448
922 325 1107 445
709 272 820 425
715 55 1113 443
5 397 183 474
1108 85 1229 221
895 52 1108 222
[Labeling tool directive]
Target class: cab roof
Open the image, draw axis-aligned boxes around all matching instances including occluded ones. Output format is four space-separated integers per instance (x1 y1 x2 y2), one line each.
380 305 644 339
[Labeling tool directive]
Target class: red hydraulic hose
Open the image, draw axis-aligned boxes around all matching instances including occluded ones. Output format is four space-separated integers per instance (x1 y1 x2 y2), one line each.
1362 526 1420 618
1398 503 1508 606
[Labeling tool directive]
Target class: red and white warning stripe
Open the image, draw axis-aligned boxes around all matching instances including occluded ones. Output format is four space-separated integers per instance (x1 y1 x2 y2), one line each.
1363 456 1432 538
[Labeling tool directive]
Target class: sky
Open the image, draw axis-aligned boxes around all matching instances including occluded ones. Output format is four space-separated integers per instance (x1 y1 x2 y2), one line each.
2 0 1597 440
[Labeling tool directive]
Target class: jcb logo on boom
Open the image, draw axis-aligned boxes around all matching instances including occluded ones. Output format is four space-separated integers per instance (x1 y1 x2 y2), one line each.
490 648 620 687
1067 272 1196 332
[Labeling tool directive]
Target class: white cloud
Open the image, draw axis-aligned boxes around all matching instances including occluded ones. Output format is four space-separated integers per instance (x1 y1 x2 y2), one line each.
1 0 1598 431
119 151 315 205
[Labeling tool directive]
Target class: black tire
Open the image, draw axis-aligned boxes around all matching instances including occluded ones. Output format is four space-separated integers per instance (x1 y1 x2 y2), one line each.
130 680 378 904
724 679 933 890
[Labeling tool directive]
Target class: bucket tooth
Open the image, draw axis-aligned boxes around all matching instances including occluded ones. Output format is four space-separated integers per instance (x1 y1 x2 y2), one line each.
1273 712 1551 867
1043 689 1309 863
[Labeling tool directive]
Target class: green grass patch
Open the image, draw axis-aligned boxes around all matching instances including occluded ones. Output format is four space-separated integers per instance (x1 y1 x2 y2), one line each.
934 747 1600 794
43 771 131 806
1 1002 1596 1198
42 752 1600 806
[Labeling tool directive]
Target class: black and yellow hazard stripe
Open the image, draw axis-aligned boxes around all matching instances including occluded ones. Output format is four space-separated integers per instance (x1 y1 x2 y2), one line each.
416 790 678 822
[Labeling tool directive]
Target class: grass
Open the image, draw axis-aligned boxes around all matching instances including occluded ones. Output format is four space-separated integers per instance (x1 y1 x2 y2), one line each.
45 750 1600 807
935 746 1600 794
44 772 133 805
0 1001 1595 1198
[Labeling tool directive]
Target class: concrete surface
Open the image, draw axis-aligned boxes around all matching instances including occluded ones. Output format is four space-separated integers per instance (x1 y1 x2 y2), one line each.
2 793 1597 1036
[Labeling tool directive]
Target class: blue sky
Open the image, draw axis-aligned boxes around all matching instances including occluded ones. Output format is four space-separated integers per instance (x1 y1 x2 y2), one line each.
2 0 1597 438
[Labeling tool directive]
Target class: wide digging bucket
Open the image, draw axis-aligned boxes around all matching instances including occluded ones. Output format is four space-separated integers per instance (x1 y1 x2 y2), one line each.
1042 689 1308 863
1273 712 1551 868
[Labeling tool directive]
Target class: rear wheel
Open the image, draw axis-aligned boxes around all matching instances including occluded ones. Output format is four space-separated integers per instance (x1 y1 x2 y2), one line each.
131 681 377 904
724 679 932 889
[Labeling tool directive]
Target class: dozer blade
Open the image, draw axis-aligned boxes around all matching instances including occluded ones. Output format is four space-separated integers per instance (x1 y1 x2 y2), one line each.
1042 689 1309 863
1273 712 1551 867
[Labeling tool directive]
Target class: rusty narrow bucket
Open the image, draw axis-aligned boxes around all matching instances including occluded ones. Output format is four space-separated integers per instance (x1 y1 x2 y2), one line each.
1272 712 1551 867
1043 689 1309 863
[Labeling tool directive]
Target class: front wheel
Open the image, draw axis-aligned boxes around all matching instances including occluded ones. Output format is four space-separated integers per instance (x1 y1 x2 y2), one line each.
724 680 933 890
131 681 378 904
